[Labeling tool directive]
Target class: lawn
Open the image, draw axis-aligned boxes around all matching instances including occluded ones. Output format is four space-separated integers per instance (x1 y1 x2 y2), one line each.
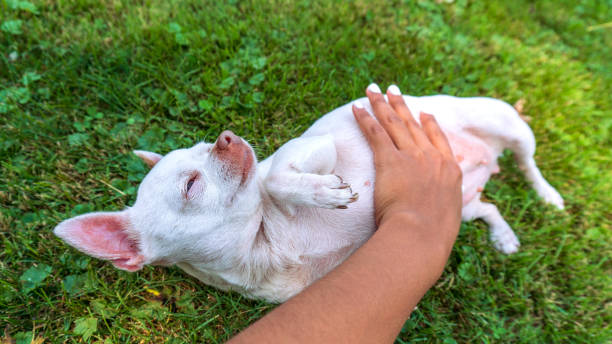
1 0 611 342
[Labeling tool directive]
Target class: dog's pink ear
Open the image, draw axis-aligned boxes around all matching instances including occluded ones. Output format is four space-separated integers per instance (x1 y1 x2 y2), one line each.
54 211 145 272
133 150 163 168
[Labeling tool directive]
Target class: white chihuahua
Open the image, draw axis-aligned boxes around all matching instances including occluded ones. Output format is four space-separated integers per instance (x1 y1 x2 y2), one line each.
54 88 563 302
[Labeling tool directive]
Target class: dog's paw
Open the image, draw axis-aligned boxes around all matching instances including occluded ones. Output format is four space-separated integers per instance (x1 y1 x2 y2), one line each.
311 174 359 209
541 186 564 210
491 226 520 254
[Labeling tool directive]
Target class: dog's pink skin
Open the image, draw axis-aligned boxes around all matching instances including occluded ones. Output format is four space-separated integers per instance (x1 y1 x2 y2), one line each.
54 95 564 302
54 212 145 271
212 130 255 186
445 132 499 205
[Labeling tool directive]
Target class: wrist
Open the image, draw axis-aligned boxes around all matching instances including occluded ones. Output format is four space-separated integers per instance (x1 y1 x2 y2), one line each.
376 210 456 274
377 210 428 231
379 206 460 242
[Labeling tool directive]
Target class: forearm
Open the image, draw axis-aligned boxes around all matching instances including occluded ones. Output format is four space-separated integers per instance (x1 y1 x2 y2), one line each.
228 213 452 344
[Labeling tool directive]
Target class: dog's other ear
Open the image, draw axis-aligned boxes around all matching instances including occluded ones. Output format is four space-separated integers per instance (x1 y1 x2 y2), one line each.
54 211 145 272
133 150 163 168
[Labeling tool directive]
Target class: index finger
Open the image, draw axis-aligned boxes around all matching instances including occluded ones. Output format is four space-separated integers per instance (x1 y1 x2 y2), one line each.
352 101 397 160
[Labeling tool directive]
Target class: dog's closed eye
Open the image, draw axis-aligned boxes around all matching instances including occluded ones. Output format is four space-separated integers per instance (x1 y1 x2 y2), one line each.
185 172 201 199
187 178 196 192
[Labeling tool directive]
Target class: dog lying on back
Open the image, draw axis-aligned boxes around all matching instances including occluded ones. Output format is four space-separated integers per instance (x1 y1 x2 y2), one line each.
54 89 563 302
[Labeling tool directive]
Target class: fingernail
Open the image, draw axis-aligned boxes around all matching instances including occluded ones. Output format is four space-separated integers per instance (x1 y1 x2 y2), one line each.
354 100 365 109
387 84 401 96
367 83 381 94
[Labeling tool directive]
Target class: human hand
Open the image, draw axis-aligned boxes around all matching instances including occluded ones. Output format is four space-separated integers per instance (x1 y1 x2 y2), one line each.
352 84 462 254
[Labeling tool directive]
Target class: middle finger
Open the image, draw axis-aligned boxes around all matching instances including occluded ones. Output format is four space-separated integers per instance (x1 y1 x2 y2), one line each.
386 84 435 151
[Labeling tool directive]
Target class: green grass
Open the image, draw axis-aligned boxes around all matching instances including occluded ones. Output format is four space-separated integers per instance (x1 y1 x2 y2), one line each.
1 0 611 342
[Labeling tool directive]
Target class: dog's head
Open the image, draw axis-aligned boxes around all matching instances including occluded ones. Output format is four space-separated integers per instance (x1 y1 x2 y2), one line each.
54 130 260 271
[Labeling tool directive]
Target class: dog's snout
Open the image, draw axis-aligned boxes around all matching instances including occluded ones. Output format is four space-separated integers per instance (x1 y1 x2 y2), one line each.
210 130 254 184
216 130 239 150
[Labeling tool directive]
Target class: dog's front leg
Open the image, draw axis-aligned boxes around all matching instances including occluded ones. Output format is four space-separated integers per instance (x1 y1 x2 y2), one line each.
264 134 358 215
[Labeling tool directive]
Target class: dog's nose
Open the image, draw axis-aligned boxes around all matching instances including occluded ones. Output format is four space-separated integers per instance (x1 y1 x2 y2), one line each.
216 130 239 150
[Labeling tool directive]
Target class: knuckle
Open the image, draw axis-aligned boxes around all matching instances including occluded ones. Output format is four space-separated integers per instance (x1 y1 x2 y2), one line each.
354 107 368 116
385 113 402 124
448 162 462 179
423 116 437 127
401 116 417 128
358 115 373 126
371 95 386 105
368 123 384 135
456 166 463 179
389 97 405 107
399 107 413 120
404 112 420 125
410 150 425 160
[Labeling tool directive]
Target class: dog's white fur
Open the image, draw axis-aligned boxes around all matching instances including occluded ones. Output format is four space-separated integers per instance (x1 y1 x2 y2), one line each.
54 95 563 302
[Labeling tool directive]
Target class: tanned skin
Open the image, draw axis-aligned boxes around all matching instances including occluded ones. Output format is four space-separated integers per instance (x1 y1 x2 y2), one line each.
228 85 463 343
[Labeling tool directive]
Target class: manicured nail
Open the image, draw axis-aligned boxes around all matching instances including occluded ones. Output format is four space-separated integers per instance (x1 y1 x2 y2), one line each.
354 100 364 109
367 83 381 94
387 84 401 96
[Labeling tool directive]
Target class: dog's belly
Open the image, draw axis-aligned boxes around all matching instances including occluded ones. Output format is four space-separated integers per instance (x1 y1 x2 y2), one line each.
291 96 503 268
445 131 499 205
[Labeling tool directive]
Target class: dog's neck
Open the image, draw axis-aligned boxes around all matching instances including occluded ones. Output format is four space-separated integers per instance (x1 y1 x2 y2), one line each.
181 173 312 297
182 208 268 290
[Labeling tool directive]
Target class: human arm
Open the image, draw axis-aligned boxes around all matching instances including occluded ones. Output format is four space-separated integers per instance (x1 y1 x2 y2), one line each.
228 84 462 343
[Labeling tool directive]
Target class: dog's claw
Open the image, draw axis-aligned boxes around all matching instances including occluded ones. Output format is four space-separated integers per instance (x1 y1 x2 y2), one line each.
338 183 351 189
314 174 357 209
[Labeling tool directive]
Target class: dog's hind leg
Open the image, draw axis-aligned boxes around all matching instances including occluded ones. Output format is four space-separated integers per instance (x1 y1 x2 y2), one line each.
463 199 521 254
457 97 564 209
507 131 564 209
